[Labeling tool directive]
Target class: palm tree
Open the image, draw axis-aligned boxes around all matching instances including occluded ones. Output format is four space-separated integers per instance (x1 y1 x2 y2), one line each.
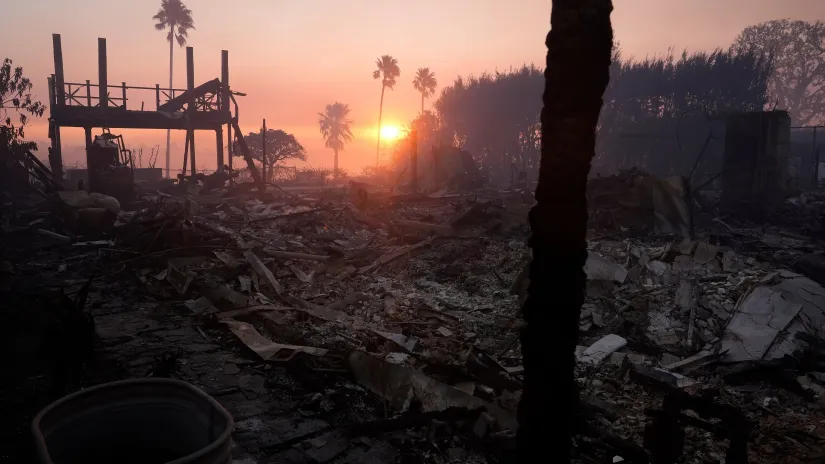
412 67 438 114
318 102 354 177
372 55 400 165
516 1 614 463
153 0 194 179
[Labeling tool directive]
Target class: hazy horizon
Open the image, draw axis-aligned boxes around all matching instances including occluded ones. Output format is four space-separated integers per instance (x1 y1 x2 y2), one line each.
3 0 824 173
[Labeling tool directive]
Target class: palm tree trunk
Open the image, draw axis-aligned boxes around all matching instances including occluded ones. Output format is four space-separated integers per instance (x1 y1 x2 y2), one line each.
420 92 425 114
516 1 613 463
376 84 386 165
165 26 174 179
333 148 339 177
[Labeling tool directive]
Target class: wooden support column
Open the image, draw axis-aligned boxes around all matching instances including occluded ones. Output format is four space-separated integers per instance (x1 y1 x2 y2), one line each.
222 50 232 174
98 38 108 108
50 35 65 180
52 34 66 106
186 46 196 176
84 128 93 148
216 127 224 167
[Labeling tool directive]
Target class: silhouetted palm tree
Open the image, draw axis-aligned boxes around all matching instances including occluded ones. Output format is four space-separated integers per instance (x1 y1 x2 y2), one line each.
153 0 194 178
412 67 438 114
372 55 400 165
318 102 354 177
516 1 614 463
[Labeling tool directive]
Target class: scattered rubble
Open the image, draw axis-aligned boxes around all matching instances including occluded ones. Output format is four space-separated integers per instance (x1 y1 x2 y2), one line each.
4 170 825 463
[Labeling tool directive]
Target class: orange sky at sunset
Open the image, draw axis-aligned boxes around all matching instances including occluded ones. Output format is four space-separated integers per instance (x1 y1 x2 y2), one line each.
2 0 824 173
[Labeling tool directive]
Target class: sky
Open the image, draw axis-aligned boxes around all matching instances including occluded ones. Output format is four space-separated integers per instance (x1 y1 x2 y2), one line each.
2 0 824 173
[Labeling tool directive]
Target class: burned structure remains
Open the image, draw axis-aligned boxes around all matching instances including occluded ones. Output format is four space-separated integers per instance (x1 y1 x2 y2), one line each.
47 34 262 199
3 28 825 464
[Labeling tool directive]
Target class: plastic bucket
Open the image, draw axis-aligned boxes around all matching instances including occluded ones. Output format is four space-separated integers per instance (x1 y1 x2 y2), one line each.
32 378 233 464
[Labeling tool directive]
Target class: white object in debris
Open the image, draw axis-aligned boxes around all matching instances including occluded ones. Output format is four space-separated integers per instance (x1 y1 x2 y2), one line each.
577 334 627 366
437 326 454 337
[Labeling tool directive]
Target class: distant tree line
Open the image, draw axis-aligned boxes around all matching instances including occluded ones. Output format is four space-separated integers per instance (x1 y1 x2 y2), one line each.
392 19 823 185
417 47 772 185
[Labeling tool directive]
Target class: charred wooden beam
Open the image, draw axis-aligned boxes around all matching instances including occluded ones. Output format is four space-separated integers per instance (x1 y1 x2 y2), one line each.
157 78 221 113
51 106 227 130
231 121 264 190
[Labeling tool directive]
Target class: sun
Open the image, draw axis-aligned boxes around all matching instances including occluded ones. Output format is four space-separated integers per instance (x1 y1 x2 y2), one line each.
380 125 401 140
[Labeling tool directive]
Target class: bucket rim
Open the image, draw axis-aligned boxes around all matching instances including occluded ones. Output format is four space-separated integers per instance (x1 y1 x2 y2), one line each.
31 378 234 464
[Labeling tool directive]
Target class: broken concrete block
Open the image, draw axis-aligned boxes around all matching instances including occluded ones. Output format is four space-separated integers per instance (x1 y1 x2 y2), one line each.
577 334 627 366
721 284 803 362
585 252 628 283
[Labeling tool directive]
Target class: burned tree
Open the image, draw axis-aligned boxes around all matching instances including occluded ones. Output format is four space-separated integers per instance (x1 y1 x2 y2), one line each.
517 1 613 463
240 128 306 183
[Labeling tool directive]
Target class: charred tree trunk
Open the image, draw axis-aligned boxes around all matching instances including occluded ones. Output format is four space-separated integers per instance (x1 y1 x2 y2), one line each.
376 85 386 165
517 2 613 463
166 27 174 179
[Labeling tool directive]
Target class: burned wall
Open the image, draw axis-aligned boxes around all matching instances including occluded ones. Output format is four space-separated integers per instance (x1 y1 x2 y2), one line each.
720 110 791 217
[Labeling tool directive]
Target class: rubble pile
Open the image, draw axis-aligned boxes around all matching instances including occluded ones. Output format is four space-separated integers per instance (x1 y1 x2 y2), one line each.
3 174 825 463
774 191 825 235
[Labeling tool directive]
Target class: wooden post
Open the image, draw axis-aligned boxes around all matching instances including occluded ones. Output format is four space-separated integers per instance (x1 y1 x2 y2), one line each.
227 121 233 177
85 80 92 106
262 119 267 184
47 75 63 180
155 84 161 110
186 46 196 176
181 132 190 176
48 75 56 107
221 50 230 115
84 128 93 148
222 50 232 177
410 129 418 192
121 82 127 110
98 38 108 108
216 127 224 167
52 34 66 107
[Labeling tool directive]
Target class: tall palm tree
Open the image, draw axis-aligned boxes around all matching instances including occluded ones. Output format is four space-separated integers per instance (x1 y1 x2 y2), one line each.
153 0 194 179
517 1 613 463
318 102 354 177
412 67 438 114
372 55 400 165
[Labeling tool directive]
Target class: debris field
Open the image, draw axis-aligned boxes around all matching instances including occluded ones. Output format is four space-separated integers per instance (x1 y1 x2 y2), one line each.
3 171 825 464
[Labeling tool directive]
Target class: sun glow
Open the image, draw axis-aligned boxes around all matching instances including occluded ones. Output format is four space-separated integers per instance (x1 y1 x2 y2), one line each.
379 125 401 140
